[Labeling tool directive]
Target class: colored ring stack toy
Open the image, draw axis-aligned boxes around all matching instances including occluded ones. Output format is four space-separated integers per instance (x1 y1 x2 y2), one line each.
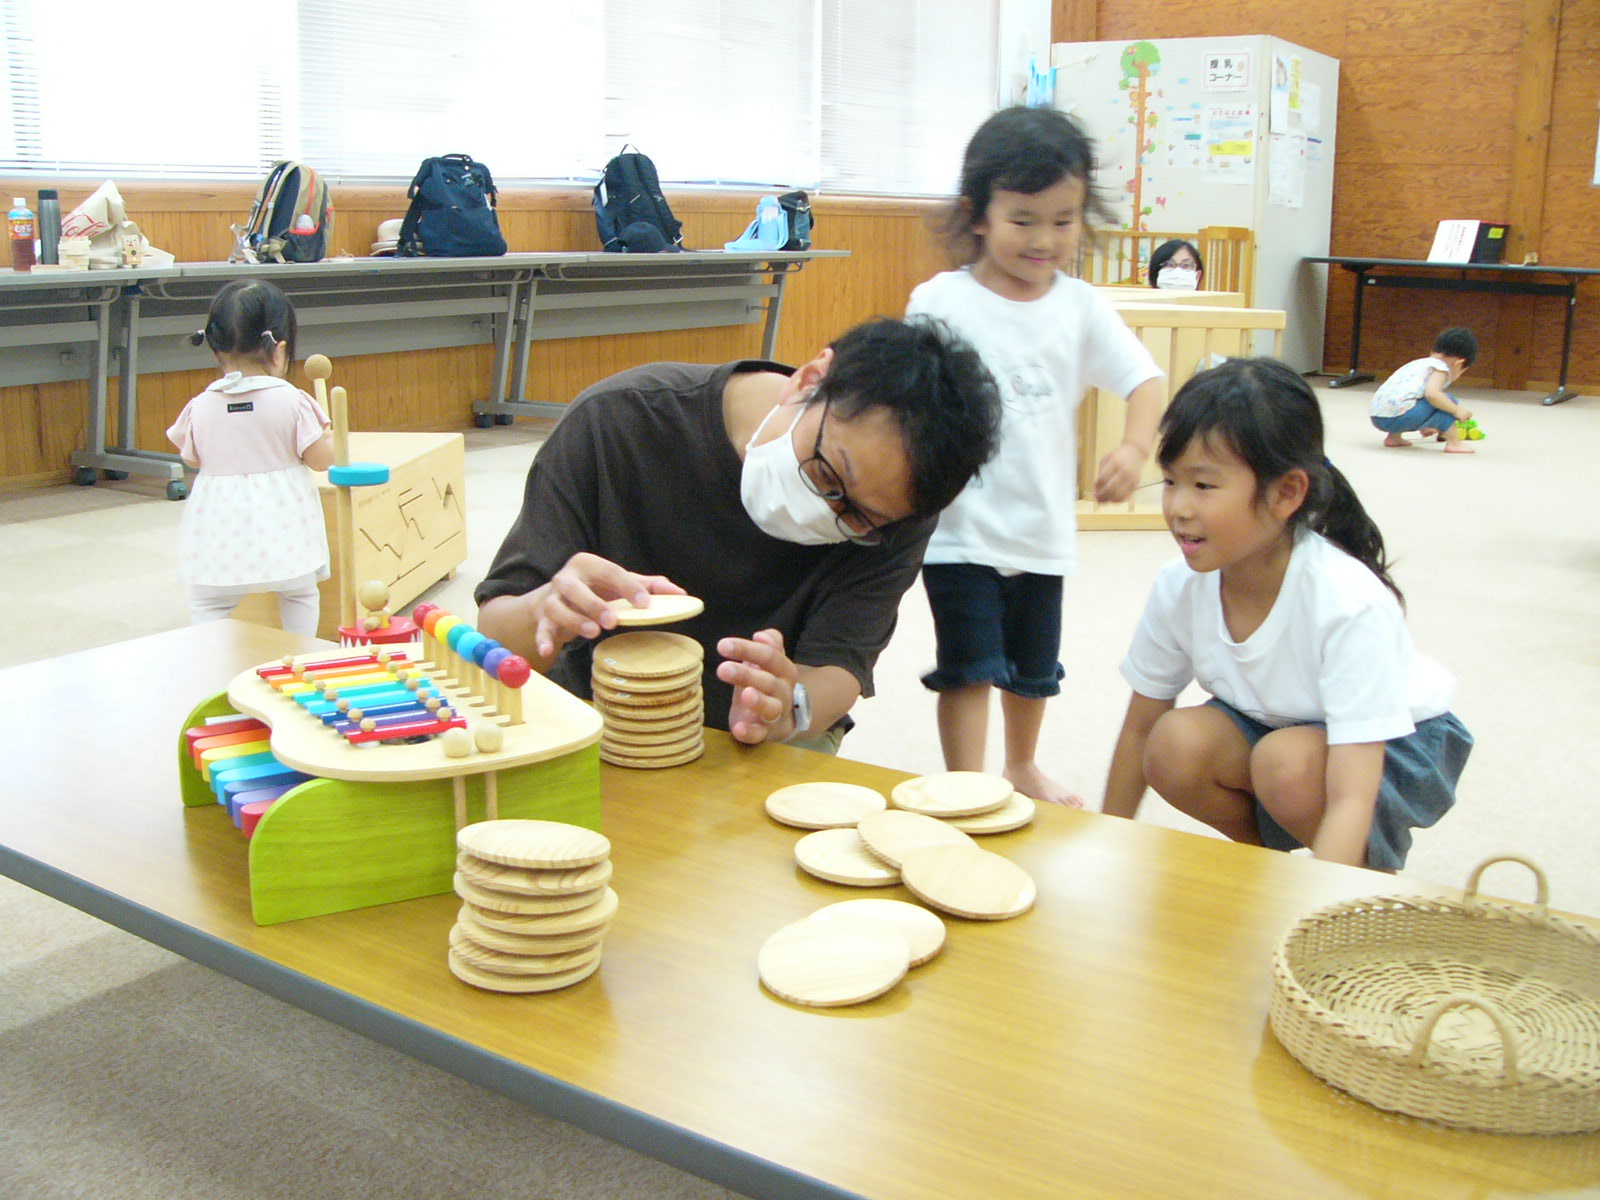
590 630 705 768
449 819 618 993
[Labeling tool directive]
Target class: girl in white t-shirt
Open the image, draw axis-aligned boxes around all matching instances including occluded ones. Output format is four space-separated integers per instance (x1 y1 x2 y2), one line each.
166 280 335 635
908 105 1166 806
1102 358 1471 868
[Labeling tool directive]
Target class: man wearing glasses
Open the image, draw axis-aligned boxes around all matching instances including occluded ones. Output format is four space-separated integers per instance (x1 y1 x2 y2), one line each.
476 317 1000 751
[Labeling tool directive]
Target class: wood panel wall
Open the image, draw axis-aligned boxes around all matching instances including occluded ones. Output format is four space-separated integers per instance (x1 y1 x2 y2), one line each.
0 183 948 489
1091 0 1600 392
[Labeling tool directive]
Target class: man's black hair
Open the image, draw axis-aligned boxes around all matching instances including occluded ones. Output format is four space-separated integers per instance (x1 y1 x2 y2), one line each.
817 317 1001 518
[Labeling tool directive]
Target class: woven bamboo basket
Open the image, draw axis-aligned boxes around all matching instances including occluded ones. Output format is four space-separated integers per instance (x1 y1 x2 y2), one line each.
1270 856 1600 1134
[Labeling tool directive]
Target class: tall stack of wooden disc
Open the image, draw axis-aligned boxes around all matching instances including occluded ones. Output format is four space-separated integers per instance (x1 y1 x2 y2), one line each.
448 819 617 993
590 631 705 768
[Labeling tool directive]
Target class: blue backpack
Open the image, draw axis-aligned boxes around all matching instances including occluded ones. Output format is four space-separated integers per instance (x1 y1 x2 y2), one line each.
593 148 684 252
397 154 507 257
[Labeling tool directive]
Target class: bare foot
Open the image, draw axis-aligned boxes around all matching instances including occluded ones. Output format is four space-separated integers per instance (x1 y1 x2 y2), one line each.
1004 762 1084 808
1382 434 1411 448
1444 443 1477 454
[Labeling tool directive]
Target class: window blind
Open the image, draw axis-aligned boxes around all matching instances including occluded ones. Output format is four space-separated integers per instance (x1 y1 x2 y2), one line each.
0 0 1009 194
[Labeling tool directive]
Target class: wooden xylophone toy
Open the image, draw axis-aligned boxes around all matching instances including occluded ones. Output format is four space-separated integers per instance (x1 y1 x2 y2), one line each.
176 607 603 925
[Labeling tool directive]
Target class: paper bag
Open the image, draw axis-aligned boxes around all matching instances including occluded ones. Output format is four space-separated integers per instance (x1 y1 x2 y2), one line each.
61 179 175 269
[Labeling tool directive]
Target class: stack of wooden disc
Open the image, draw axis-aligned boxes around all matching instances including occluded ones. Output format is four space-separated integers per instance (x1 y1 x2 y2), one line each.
590 631 705 768
757 898 947 1008
889 770 1035 834
448 819 617 993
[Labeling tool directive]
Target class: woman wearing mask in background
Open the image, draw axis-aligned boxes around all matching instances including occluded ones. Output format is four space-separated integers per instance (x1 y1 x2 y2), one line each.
1149 239 1204 291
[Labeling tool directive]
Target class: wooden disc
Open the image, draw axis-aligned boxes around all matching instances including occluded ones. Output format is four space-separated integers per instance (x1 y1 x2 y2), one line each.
597 702 704 731
765 781 888 830
793 828 901 887
757 918 909 1008
455 852 613 896
592 631 703 676
457 819 610 869
899 844 1036 921
598 715 703 745
805 899 946 966
593 692 704 724
599 718 703 748
463 887 618 935
890 771 1014 818
592 680 703 708
455 907 609 955
855 809 977 869
606 595 705 626
946 791 1036 834
449 925 605 975
453 872 608 915
592 664 701 693
448 947 602 993
600 739 705 769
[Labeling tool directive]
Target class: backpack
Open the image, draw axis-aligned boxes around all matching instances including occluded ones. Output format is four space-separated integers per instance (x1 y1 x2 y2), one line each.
232 160 331 264
397 154 507 257
593 147 683 252
777 190 813 251
724 195 788 251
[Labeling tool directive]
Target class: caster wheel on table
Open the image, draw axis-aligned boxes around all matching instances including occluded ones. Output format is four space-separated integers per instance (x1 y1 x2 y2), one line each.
495 414 515 425
166 480 189 501
72 466 98 487
474 413 495 428
105 469 129 481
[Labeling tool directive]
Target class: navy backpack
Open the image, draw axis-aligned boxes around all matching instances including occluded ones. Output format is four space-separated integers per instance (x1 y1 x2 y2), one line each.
397 154 507 257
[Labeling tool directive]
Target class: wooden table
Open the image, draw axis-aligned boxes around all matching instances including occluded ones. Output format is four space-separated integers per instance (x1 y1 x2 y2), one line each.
2 622 1596 1199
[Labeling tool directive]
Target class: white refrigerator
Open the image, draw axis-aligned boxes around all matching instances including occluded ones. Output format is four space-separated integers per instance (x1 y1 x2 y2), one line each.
1051 35 1339 371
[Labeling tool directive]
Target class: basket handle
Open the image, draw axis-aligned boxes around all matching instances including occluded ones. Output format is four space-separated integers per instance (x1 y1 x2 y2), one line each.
1464 855 1548 915
1407 993 1520 1086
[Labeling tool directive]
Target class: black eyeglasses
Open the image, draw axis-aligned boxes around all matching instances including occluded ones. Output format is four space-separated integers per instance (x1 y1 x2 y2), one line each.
796 397 888 547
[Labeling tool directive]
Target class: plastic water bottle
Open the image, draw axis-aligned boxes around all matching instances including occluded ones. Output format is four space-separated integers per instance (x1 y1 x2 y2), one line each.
9 197 35 272
37 189 60 265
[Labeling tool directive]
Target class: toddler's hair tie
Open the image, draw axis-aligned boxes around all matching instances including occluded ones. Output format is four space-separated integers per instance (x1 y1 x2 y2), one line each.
188 327 207 347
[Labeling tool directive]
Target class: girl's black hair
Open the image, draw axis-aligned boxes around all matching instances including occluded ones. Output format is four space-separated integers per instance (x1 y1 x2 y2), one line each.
1157 357 1403 604
1148 238 1204 287
188 279 297 363
936 105 1114 267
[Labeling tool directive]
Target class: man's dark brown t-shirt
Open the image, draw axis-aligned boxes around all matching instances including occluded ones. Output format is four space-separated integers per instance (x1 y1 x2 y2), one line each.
474 360 934 732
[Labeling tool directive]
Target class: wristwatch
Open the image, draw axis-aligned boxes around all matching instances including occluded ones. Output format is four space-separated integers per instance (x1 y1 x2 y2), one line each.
784 681 812 743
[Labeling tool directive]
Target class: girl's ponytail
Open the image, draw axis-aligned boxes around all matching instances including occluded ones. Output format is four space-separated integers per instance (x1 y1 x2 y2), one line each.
1313 461 1403 606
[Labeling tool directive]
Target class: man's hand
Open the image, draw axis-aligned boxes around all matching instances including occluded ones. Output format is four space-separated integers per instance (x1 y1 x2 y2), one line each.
533 552 684 661
716 628 799 745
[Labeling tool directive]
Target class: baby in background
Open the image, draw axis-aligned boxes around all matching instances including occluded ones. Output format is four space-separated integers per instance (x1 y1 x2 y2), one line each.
1369 326 1478 454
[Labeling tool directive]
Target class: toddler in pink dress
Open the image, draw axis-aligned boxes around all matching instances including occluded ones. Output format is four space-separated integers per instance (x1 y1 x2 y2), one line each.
166 280 335 635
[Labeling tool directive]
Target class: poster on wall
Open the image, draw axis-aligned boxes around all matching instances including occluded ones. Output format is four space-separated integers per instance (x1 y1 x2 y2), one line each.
1204 103 1255 183
1268 132 1305 207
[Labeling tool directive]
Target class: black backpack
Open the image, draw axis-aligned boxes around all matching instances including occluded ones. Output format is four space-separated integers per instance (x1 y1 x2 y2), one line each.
593 148 683 252
397 154 507 257
233 160 331 264
777 190 813 251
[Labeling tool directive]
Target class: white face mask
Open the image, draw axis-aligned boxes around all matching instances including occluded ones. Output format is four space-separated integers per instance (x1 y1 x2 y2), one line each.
740 401 852 545
1156 266 1200 291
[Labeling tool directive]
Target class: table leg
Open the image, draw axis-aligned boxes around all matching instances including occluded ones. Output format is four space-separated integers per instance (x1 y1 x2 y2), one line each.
1327 268 1375 388
1543 285 1581 405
